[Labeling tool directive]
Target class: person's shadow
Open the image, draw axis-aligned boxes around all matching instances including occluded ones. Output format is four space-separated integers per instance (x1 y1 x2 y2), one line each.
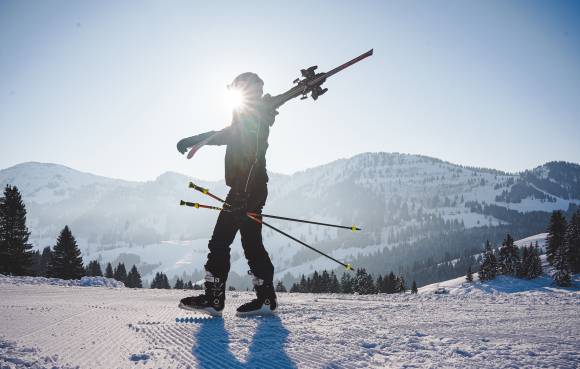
192 315 296 369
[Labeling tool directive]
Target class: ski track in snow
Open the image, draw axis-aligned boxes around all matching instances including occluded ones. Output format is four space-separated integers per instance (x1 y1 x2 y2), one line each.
1 283 579 369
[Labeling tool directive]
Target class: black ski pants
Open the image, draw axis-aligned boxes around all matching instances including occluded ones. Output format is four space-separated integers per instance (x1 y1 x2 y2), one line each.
204 186 274 284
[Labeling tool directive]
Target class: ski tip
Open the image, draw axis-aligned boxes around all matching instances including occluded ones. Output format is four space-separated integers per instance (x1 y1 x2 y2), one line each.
188 181 195 189
179 200 185 206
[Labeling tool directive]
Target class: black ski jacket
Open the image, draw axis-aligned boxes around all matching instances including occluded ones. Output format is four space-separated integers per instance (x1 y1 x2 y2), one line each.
188 101 278 192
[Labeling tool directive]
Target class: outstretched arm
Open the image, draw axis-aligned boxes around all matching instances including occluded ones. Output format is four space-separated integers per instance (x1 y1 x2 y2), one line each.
176 127 232 155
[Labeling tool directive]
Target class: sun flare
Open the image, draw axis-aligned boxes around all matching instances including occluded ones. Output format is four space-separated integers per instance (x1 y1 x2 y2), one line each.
225 87 246 111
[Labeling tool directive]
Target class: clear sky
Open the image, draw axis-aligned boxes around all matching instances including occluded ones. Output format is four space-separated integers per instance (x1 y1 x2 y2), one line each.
1 1 579 181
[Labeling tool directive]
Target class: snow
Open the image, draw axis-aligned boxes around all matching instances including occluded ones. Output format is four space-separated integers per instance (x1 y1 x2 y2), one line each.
419 272 580 296
0 274 124 288
0 339 78 369
1 276 579 368
514 232 548 249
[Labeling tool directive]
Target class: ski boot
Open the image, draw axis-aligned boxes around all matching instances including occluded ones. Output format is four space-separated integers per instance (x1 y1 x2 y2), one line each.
179 272 225 317
236 277 277 317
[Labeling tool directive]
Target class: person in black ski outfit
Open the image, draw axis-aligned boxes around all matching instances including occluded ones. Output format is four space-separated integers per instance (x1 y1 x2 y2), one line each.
176 72 278 316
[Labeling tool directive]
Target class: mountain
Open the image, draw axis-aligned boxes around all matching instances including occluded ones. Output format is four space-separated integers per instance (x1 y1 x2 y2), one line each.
1 154 579 286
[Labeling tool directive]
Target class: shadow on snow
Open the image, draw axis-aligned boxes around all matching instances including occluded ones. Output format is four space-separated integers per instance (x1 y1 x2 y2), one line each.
192 315 296 369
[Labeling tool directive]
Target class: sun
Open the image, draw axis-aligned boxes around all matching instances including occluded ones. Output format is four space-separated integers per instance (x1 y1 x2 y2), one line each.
225 87 246 111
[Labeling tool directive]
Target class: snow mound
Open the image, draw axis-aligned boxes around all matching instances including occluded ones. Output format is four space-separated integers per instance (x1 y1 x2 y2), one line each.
419 262 579 297
420 273 580 296
0 275 124 288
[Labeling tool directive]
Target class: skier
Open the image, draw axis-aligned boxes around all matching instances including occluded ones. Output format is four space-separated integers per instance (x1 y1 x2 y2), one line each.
176 72 278 316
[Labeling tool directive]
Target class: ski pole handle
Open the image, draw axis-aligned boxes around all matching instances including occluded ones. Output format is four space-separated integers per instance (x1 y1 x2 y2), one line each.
179 200 225 211
188 182 229 206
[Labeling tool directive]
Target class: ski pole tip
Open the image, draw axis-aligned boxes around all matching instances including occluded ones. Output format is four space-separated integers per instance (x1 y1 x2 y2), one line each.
345 263 354 271
351 226 360 232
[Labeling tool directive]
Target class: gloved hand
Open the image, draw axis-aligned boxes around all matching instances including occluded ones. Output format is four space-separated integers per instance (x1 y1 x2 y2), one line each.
177 136 196 154
176 131 216 155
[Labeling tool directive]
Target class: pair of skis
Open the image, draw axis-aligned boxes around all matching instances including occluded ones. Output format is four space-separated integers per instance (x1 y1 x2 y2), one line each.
180 182 358 271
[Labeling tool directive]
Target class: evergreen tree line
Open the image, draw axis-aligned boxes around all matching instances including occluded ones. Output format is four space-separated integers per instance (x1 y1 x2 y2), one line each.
151 275 204 290
478 236 542 281
478 209 580 287
86 260 143 288
288 268 416 295
0 185 85 279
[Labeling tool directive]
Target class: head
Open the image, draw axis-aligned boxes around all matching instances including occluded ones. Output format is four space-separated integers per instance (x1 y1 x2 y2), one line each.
228 72 264 102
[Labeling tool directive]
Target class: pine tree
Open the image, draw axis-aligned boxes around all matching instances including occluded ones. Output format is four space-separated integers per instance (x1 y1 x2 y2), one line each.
104 262 114 278
30 250 42 276
38 246 52 277
498 234 520 276
376 275 384 293
174 278 184 289
411 280 418 294
126 265 143 288
353 268 375 295
275 281 287 292
185 281 194 289
565 210 580 273
528 244 543 279
299 275 307 293
519 244 530 278
546 210 567 265
113 263 127 283
47 226 85 280
385 272 397 293
479 241 497 281
396 276 406 293
329 271 340 293
311 271 321 293
0 185 33 275
340 273 353 294
552 240 571 287
151 272 171 289
320 270 330 293
85 260 103 277
465 266 474 282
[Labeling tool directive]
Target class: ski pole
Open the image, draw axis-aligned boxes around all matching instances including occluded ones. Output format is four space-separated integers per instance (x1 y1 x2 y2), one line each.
178 201 355 271
247 213 354 272
247 212 361 232
179 200 226 212
188 182 230 206
188 183 361 231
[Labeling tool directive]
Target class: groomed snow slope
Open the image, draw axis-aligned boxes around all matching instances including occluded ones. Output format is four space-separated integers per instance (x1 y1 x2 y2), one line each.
1 277 579 368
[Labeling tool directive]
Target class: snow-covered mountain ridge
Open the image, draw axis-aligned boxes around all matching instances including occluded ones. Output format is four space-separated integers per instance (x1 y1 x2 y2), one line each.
1 154 578 283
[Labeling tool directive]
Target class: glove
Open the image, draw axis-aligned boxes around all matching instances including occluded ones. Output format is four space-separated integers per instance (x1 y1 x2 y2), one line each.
176 131 216 155
177 137 195 154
